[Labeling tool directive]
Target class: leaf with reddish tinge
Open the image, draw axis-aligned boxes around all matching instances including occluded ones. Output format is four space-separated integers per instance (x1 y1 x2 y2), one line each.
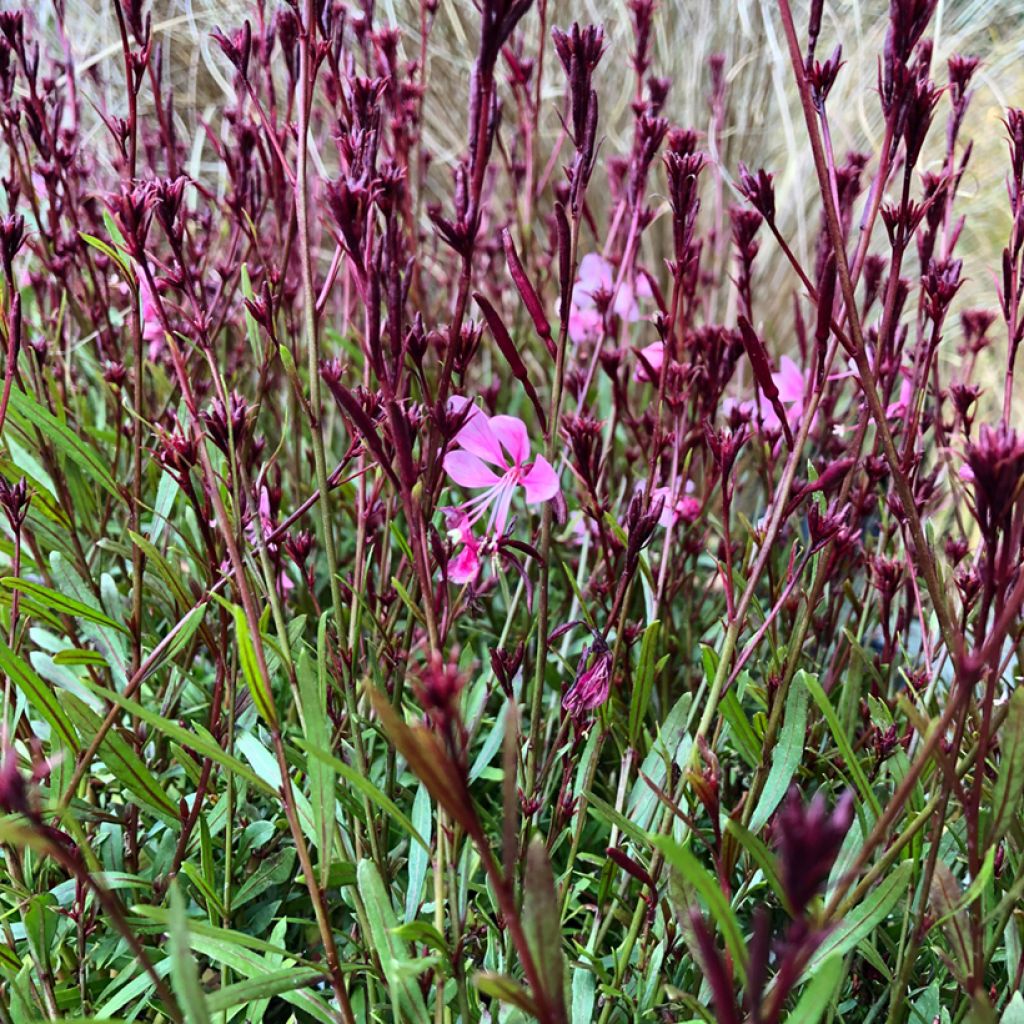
523 837 567 1021
365 683 481 841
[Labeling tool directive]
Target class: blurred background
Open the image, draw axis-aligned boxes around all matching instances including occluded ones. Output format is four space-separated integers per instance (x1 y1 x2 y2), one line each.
23 0 1024 394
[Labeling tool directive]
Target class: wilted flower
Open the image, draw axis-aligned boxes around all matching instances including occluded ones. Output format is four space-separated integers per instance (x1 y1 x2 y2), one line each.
562 638 612 718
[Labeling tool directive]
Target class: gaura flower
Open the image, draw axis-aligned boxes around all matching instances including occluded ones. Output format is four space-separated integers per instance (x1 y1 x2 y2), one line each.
885 370 914 419
633 341 665 382
134 265 166 358
726 355 808 434
442 398 560 579
568 253 652 344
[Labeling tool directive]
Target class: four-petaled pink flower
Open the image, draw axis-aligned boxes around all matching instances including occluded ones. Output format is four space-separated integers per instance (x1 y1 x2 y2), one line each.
442 398 560 580
568 253 652 344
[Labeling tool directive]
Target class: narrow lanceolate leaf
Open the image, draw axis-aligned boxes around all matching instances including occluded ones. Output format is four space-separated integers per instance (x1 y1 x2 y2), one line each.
800 860 913 981
294 740 429 852
79 678 273 795
0 638 80 751
523 837 567 1021
2 577 130 634
801 671 881 818
205 967 324 1015
783 955 842 1024
297 626 334 885
749 680 808 832
7 387 120 498
654 837 748 982
628 620 660 746
230 603 278 729
168 882 212 1024
356 860 431 1024
63 697 178 820
989 687 1024 844
473 972 539 1017
929 862 972 974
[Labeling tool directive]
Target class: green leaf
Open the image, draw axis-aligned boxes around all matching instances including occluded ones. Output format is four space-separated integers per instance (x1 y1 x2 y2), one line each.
7 387 120 499
0 638 80 751
229 603 278 728
297 629 334 885
474 972 538 1016
80 677 273 795
356 859 431 1024
989 687 1024 844
136 601 208 685
62 697 178 820
523 836 566 1018
206 967 324 1014
1001 992 1024 1024
24 894 59 979
784 956 842 1024
800 860 913 980
168 882 211 1024
801 671 881 818
294 739 429 852
129 908 325 968
719 689 760 768
628 620 660 745
2 577 130 630
654 837 748 982
749 680 808 832
723 818 790 913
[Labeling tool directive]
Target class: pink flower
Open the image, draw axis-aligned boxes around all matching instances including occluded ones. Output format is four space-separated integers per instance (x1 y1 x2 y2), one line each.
651 484 700 528
135 266 166 358
443 397 560 539
568 253 651 344
731 356 809 434
886 371 914 419
634 341 664 382
443 509 483 584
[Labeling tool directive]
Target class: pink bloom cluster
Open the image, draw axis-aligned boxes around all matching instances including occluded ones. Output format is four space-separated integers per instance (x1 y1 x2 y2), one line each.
442 397 559 583
568 253 652 344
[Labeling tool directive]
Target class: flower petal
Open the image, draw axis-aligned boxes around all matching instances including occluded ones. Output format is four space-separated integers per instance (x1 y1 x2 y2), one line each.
444 451 502 490
489 415 531 465
448 544 481 584
633 341 663 382
449 399 507 466
521 455 560 503
774 356 806 404
577 252 613 295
